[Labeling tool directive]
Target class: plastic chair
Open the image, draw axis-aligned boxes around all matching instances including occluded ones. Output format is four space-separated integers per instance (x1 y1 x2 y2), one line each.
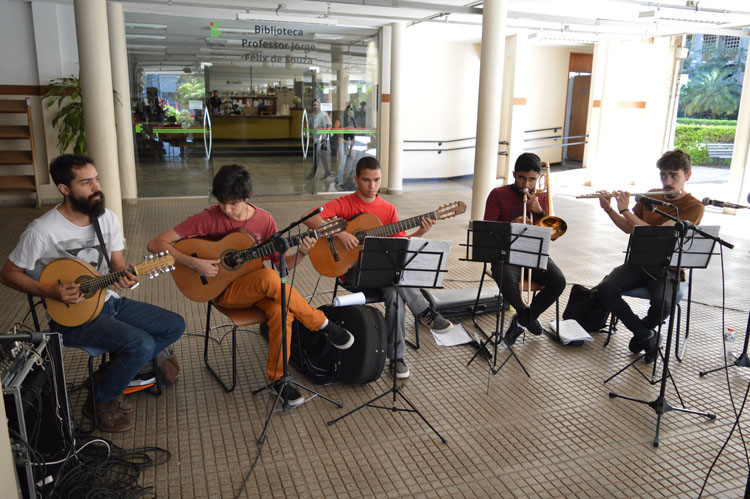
203 300 267 392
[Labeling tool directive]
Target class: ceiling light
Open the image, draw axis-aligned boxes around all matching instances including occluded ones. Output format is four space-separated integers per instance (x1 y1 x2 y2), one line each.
127 44 167 50
638 8 735 25
236 12 338 26
126 34 167 40
314 33 345 40
528 31 599 44
125 22 167 30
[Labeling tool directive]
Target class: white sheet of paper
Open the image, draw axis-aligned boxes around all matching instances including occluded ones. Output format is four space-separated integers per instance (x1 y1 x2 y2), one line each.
548 319 594 345
669 225 719 268
431 322 473 347
333 292 366 307
400 238 452 288
508 223 551 270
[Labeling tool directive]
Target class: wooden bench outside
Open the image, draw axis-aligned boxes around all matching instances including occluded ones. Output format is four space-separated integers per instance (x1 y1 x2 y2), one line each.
706 143 733 159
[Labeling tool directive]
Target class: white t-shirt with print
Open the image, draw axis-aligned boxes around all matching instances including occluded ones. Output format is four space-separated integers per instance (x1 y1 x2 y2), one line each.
9 206 125 300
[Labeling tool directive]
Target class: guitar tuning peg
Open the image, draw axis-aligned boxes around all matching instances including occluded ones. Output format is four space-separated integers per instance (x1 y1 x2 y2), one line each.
165 250 170 255
148 273 155 279
164 267 171 273
170 265 176 271
148 254 154 260
159 251 165 257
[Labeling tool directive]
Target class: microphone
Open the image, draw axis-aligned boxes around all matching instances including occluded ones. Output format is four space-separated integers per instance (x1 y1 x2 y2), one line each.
634 194 674 210
702 197 749 210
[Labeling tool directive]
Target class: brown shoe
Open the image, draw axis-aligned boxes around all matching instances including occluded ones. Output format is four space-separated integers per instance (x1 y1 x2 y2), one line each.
113 394 134 414
95 400 134 432
82 392 134 432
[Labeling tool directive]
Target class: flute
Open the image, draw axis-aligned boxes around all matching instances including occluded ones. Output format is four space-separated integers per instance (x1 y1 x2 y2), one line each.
576 190 680 199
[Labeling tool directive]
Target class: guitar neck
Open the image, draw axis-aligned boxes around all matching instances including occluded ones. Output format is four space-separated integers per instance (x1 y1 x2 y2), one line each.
359 211 436 240
234 231 313 264
79 268 134 293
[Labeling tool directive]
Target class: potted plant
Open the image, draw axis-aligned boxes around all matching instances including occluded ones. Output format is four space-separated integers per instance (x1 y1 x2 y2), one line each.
43 75 119 154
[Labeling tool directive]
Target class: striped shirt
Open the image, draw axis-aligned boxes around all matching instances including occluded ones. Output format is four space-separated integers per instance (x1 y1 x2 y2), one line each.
483 184 548 223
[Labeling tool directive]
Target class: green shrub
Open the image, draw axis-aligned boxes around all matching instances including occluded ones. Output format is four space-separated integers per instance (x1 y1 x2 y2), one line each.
676 118 737 126
674 124 735 166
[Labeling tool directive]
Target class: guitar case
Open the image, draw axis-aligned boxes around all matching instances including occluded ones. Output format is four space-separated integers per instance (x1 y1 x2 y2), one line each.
290 304 386 385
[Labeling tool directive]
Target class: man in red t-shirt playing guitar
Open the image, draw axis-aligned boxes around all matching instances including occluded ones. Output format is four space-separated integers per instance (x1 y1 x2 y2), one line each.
303 157 453 379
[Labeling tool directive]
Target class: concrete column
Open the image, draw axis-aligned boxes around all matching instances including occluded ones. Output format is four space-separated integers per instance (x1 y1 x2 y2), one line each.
379 25 392 189
108 2 137 203
471 0 508 220
74 0 122 224
387 22 405 195
725 57 750 209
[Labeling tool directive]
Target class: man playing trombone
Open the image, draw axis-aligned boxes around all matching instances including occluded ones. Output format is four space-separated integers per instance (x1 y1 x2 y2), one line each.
483 153 566 345
595 149 704 363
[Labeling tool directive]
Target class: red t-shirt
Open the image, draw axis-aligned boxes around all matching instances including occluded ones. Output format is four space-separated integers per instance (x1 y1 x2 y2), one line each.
318 193 406 237
174 204 280 263
483 184 548 223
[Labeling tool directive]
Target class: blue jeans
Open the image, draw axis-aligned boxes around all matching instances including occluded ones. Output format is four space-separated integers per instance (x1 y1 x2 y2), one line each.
52 297 185 403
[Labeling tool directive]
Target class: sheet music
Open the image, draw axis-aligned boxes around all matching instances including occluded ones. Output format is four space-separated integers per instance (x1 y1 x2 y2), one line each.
401 238 452 288
508 224 551 270
670 225 719 268
549 319 594 345
431 323 473 346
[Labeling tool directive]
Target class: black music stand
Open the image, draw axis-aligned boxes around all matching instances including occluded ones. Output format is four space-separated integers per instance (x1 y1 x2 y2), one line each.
464 221 549 377
252 220 342 445
327 236 448 443
608 222 717 447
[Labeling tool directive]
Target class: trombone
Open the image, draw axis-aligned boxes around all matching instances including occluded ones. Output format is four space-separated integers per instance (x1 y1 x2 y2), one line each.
519 163 567 306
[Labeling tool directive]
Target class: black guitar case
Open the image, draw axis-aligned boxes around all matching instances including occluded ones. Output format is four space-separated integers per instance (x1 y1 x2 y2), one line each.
290 304 386 384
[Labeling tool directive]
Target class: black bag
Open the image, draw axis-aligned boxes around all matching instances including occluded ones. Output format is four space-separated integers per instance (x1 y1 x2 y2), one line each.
290 304 387 385
563 284 610 332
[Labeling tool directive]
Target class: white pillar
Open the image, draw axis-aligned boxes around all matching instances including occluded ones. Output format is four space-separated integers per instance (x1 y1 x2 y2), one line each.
74 0 122 224
387 22 405 195
379 26 392 189
107 2 137 203
471 0 508 220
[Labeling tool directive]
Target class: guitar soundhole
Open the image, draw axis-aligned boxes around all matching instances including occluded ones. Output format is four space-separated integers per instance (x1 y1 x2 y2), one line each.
222 251 240 269
76 276 96 298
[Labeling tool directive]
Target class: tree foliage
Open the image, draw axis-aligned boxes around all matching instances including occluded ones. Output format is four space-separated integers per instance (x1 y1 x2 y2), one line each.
679 67 741 119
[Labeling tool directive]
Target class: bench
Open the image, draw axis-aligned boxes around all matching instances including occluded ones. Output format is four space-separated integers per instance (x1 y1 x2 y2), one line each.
706 143 733 159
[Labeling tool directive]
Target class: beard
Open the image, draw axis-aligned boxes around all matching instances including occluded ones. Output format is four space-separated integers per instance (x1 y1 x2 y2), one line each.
69 191 106 218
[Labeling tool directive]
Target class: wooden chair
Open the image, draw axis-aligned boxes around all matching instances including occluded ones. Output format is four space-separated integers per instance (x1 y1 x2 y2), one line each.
203 300 267 392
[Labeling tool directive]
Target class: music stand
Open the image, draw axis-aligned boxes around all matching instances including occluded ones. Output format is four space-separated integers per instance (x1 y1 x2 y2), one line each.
252 221 342 445
608 222 717 447
327 236 449 443
464 221 550 377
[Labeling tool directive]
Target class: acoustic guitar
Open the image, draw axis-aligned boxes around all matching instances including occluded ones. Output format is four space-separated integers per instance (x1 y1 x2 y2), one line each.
309 201 467 277
39 253 175 327
170 218 347 302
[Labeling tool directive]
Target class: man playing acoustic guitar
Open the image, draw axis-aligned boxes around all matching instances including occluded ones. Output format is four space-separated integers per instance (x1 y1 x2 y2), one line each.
303 156 453 379
148 164 354 406
0 154 185 432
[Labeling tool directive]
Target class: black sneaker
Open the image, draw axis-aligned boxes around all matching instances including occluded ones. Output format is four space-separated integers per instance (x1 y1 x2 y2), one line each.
628 335 645 354
517 307 543 336
321 320 355 349
643 330 661 364
389 360 410 379
419 307 453 334
504 315 524 346
270 381 304 407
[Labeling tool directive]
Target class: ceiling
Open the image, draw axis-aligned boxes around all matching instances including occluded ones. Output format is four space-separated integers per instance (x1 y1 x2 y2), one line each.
109 0 750 72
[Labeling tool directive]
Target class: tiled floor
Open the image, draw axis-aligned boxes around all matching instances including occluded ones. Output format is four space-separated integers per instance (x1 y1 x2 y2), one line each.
2 167 749 497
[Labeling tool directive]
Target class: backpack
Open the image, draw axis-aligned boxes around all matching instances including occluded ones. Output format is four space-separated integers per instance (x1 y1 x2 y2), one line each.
562 284 610 332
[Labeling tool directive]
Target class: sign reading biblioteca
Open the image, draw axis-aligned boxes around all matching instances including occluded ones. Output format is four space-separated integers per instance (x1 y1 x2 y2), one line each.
206 22 315 66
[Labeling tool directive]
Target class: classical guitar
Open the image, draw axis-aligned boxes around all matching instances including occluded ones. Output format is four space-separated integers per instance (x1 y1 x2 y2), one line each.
39 253 175 327
309 201 467 277
170 218 347 302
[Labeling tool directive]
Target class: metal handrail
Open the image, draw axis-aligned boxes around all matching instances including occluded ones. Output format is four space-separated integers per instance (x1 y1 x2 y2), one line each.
404 137 475 145
525 127 562 133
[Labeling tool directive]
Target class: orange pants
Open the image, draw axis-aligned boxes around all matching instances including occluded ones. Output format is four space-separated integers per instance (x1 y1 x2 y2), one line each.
216 267 326 382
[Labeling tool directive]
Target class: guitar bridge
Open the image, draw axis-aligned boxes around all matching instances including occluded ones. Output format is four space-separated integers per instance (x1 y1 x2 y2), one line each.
328 238 340 262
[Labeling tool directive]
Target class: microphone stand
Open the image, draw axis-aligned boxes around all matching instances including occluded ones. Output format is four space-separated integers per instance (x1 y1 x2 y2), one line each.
608 207 730 446
254 207 342 445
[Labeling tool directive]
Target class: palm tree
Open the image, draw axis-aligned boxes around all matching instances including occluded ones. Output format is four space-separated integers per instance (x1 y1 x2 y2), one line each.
680 67 741 119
